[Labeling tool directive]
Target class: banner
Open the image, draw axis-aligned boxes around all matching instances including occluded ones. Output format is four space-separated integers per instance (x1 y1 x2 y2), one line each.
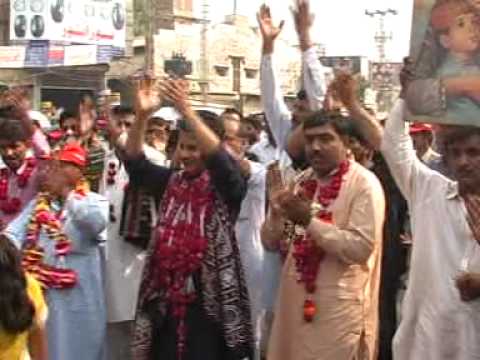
0 47 26 68
10 0 126 48
408 1 480 127
64 45 97 66
25 40 49 67
48 45 65 66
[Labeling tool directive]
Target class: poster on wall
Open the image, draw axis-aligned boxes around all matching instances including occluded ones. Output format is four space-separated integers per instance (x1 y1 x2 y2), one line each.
10 0 126 48
408 0 480 127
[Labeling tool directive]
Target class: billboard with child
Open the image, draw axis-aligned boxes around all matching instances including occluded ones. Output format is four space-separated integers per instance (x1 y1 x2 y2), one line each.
408 0 480 127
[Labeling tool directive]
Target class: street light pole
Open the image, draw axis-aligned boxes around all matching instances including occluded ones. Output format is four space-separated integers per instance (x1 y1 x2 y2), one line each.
365 9 398 63
199 0 210 104
145 0 155 72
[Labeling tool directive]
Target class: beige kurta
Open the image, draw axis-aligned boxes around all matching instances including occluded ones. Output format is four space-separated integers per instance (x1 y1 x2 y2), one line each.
266 161 385 360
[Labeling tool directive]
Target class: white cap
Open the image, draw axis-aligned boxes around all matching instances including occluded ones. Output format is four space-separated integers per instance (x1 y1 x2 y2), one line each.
29 110 51 131
151 107 182 123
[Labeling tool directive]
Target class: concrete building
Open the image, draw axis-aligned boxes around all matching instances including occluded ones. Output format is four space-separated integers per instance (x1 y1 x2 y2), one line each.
109 0 303 114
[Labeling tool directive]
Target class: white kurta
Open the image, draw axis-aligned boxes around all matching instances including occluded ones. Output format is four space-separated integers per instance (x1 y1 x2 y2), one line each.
382 100 480 359
235 161 267 358
101 150 149 323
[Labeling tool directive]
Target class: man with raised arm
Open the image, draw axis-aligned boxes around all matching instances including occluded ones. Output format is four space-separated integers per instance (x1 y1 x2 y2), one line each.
334 63 480 359
258 0 330 165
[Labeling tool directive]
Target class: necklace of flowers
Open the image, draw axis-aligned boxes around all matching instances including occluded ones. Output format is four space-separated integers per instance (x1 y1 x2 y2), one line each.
21 180 89 289
293 160 350 322
0 158 36 214
153 171 213 360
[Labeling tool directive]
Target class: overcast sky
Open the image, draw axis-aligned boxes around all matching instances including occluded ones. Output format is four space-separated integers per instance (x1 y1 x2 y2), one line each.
194 0 414 62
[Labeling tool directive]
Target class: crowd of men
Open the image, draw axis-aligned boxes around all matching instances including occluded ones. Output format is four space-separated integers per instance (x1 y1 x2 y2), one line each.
1 1 480 360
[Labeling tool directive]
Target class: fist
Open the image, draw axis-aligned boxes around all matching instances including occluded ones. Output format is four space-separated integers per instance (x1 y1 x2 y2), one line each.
456 272 480 302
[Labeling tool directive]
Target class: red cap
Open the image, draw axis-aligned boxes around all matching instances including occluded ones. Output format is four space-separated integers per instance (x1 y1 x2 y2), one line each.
58 143 87 168
410 123 433 135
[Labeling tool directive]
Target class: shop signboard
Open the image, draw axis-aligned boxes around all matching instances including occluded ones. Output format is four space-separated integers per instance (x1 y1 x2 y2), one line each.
0 46 26 68
10 0 126 48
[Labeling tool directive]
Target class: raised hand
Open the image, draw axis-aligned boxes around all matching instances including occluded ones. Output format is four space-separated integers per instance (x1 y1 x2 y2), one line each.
331 73 359 109
292 0 314 40
78 94 96 138
266 161 284 199
160 79 192 116
322 83 343 112
277 187 312 227
292 0 314 51
134 74 161 117
456 272 480 302
257 4 284 54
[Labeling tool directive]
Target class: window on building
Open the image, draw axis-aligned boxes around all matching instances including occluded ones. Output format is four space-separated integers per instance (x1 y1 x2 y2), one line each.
230 57 243 93
245 68 258 79
214 65 229 77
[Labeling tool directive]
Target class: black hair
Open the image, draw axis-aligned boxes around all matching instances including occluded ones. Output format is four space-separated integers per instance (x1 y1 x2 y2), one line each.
222 108 243 121
112 105 135 117
0 119 29 142
242 114 264 131
59 111 77 127
297 89 308 101
303 110 353 138
0 235 35 334
148 117 170 128
178 110 225 140
441 126 480 154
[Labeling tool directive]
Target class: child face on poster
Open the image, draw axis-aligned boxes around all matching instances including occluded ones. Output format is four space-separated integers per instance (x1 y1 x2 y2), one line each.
440 13 480 56
468 0 480 11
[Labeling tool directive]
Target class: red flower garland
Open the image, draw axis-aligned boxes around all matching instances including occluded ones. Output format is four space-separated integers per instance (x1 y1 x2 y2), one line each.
153 171 214 360
0 158 36 214
293 161 350 322
21 181 89 289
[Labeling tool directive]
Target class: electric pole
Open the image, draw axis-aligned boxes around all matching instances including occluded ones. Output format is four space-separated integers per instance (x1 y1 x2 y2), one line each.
199 0 210 104
365 8 398 112
365 9 398 63
145 0 155 72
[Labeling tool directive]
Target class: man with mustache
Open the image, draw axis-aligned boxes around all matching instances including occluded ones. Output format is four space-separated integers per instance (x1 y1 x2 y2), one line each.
262 109 385 359
0 90 50 229
342 59 480 359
